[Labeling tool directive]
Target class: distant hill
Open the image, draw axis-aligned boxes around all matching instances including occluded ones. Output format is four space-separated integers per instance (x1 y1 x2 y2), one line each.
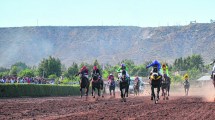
0 23 215 68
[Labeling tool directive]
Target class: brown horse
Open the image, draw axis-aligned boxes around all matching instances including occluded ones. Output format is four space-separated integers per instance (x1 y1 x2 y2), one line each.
161 74 171 100
133 80 140 96
78 73 90 100
119 70 129 102
91 74 104 99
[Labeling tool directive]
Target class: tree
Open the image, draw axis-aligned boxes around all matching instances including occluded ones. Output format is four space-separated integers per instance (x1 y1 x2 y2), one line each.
93 59 102 70
38 56 62 78
9 66 18 76
18 69 34 78
66 62 79 79
11 62 28 73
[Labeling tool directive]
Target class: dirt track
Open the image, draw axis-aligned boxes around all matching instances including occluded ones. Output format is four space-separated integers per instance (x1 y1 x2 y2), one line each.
0 91 215 120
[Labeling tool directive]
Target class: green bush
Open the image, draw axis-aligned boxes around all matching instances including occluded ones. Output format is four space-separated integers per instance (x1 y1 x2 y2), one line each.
0 84 80 98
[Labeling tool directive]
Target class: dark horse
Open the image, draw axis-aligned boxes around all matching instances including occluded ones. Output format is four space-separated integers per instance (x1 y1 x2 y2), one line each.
91 74 104 99
161 74 171 100
119 70 129 102
78 73 90 100
212 72 215 88
133 80 140 96
149 67 162 104
184 80 190 96
109 78 116 97
213 72 215 102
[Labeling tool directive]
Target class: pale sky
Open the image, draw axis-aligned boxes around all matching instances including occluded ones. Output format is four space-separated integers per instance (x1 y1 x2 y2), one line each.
0 0 215 27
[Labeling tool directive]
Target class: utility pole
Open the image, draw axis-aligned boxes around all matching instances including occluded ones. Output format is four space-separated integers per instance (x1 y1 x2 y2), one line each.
43 71 45 78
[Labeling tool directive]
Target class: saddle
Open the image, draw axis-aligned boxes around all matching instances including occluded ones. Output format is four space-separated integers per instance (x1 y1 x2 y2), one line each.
92 74 100 83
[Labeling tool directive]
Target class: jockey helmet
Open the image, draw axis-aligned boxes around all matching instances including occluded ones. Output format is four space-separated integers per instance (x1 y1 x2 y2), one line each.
93 66 97 70
110 73 113 76
135 76 139 80
162 63 166 68
82 66 86 70
184 74 189 79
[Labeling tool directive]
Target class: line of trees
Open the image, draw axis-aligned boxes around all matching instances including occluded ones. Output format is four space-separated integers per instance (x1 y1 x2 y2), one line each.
0 54 212 84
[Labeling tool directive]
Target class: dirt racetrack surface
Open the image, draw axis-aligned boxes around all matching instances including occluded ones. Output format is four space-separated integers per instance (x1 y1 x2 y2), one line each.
0 92 215 120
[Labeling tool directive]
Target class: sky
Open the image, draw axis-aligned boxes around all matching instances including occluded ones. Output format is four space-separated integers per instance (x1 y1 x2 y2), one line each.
0 0 215 27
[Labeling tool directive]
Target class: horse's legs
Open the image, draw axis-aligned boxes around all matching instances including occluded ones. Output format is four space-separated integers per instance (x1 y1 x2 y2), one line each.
109 87 112 95
92 86 96 98
167 85 170 96
126 86 128 97
120 88 123 98
80 88 82 98
151 86 155 100
157 86 160 99
185 88 187 96
187 87 189 96
85 86 89 96
98 84 101 97
91 85 94 96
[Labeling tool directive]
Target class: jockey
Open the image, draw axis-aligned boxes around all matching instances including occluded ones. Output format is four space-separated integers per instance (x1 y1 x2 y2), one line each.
91 65 104 89
92 65 102 80
108 73 114 81
117 63 129 78
146 60 162 75
108 73 115 86
77 66 89 78
134 76 140 86
183 74 190 85
161 63 169 77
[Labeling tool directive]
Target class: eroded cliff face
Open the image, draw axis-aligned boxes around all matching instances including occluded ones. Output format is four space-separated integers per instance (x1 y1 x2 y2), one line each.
0 23 215 67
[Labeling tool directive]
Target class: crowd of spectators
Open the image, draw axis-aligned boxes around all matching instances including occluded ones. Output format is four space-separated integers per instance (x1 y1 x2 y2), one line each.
0 76 54 84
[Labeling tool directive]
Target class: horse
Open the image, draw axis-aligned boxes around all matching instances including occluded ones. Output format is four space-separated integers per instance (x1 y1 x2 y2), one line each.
184 80 190 96
212 72 215 88
149 67 162 104
161 74 171 100
133 80 140 96
91 74 104 99
119 70 129 102
78 73 90 100
108 78 116 97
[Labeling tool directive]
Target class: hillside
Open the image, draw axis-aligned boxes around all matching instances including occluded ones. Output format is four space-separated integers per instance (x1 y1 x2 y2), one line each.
0 23 215 67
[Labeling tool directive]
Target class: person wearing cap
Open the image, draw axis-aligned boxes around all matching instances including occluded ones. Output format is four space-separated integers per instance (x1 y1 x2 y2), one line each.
91 65 103 91
183 74 190 96
117 63 129 78
161 63 169 77
77 66 89 78
108 73 115 96
146 60 162 75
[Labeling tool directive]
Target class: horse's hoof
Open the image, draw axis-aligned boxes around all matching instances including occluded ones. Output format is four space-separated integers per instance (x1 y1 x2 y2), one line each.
102 95 104 98
155 100 158 104
124 98 126 102
151 97 153 100
93 96 95 98
166 97 169 100
121 99 124 102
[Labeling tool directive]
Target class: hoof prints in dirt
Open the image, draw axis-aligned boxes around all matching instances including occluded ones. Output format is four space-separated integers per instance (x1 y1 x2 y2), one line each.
0 96 215 120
